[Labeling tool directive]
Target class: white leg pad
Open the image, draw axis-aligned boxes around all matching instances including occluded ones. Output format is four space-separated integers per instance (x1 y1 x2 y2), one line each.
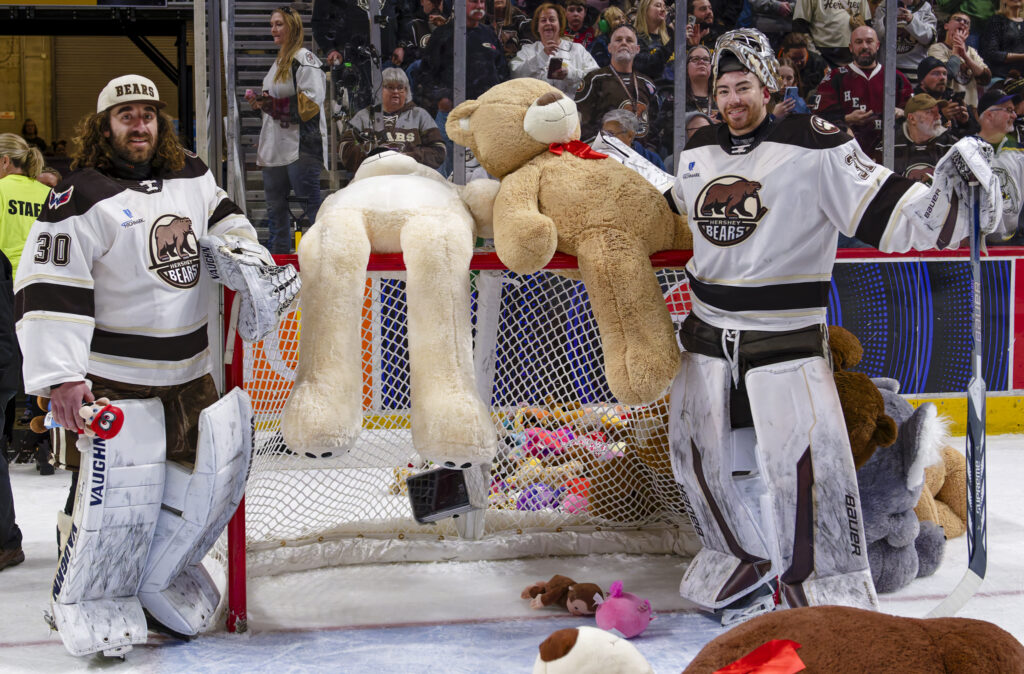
746 357 878 610
669 352 776 609
138 388 253 636
50 399 166 657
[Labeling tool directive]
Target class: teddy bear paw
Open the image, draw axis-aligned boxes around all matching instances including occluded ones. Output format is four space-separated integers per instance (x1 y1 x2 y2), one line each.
412 394 497 469
280 382 363 459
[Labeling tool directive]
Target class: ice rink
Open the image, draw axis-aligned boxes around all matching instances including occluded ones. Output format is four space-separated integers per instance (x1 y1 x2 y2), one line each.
3 435 1023 673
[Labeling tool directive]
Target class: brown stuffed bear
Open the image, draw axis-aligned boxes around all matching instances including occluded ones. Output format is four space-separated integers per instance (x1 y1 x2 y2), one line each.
915 445 968 539
829 325 898 468
446 78 691 406
522 575 604 615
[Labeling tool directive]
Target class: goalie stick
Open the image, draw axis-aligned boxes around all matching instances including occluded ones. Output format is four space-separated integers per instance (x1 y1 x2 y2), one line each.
926 181 987 618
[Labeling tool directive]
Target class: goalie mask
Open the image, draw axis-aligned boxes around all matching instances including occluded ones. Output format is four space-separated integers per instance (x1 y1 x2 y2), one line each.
712 29 781 93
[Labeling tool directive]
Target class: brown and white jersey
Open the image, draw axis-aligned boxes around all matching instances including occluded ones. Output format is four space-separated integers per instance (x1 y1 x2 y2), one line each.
14 154 258 396
671 114 954 332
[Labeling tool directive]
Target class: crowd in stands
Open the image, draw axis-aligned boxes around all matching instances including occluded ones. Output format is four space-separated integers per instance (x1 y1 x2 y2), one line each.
294 0 1024 243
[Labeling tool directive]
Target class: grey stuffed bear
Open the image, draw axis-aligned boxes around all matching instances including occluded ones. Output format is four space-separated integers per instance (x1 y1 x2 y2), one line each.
857 378 948 593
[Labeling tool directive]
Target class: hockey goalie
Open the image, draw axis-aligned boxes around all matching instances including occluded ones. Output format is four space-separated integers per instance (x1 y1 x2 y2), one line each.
12 75 300 657
667 30 1001 623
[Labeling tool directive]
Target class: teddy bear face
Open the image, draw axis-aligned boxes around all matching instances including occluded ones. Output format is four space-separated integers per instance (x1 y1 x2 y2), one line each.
447 79 582 179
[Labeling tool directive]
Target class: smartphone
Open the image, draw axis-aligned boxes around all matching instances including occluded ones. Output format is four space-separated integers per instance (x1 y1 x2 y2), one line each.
406 467 475 524
547 57 563 78
951 90 967 104
785 86 799 101
687 14 697 26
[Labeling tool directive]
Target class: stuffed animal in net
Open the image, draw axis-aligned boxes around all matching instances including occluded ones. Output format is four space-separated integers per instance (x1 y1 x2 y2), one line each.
828 325 897 469
858 377 948 592
446 78 692 406
280 152 499 468
521 574 604 615
593 581 654 638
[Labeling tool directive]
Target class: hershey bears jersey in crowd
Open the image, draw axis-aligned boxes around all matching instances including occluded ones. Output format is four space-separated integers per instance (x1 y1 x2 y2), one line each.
672 114 940 332
13 154 258 397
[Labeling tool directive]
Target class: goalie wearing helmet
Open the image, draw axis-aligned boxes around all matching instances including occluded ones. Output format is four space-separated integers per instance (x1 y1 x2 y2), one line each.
14 75 299 658
668 29 1000 623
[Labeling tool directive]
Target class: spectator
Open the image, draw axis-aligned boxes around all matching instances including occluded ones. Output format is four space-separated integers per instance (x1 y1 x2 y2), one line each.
409 0 450 63
634 0 674 79
686 0 724 48
685 45 717 114
246 6 327 254
749 0 794 48
928 12 992 110
575 24 662 148
20 119 47 154
312 0 412 68
978 88 1024 242
420 0 509 111
488 0 532 60
872 93 957 180
565 0 598 47
513 3 599 94
38 166 61 189
0 133 48 279
339 68 446 172
915 56 978 136
980 0 1024 82
874 0 937 84
0 249 21 572
590 108 675 186
780 31 828 94
792 0 871 67
812 25 913 151
1002 74 1024 145
589 6 630 66
52 139 68 156
771 57 812 118
685 109 714 139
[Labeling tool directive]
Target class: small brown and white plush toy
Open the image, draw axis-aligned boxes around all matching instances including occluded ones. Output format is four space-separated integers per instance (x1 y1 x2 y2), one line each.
447 78 692 406
521 574 604 615
532 626 654 674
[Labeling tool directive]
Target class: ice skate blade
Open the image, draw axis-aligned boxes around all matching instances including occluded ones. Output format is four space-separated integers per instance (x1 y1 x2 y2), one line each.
102 645 132 658
719 593 777 628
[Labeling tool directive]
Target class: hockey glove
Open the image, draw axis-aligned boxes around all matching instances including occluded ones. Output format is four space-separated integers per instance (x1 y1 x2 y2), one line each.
927 136 1002 247
199 233 301 342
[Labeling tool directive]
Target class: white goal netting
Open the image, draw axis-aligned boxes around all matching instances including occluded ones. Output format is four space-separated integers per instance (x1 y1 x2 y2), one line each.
225 262 700 577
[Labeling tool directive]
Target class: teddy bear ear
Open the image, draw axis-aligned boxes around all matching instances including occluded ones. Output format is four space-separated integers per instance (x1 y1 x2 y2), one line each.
445 99 480 147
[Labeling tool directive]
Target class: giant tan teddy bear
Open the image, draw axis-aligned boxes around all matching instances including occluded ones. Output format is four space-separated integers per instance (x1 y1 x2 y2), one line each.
446 78 692 405
281 152 499 468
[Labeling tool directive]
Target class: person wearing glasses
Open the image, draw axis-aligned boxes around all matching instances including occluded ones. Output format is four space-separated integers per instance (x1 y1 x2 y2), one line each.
980 88 1024 243
245 5 327 254
338 67 446 173
928 12 991 112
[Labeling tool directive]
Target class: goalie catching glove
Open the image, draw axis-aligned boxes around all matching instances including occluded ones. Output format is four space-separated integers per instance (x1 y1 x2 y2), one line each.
199 233 300 342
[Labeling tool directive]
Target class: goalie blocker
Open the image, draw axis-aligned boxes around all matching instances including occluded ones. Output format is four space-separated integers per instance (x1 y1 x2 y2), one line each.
50 389 253 657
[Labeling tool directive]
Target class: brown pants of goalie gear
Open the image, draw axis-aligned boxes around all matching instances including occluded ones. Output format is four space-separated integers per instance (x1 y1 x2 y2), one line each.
55 374 219 468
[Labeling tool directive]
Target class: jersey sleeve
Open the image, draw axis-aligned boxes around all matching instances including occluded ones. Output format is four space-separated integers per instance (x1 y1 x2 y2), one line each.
14 193 110 397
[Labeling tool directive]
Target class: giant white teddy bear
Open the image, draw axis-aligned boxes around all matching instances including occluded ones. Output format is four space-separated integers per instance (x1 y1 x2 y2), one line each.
281 152 498 468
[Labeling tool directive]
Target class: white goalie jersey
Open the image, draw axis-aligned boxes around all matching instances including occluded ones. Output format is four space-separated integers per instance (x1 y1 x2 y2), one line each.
672 114 997 332
14 154 260 397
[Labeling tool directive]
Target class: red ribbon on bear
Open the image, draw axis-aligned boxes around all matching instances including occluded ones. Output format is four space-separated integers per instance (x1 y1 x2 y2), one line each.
548 140 607 159
713 640 806 674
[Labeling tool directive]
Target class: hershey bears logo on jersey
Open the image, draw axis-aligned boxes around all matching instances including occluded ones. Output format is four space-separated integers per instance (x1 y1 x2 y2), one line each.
148 214 200 288
811 116 840 135
693 175 768 246
904 162 936 185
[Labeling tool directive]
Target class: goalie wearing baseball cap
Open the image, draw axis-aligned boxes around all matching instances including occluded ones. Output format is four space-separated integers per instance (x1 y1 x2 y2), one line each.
14 74 299 659
667 29 1001 625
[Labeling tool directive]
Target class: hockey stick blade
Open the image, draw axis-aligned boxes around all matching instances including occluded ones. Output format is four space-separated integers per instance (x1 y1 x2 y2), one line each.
926 183 988 618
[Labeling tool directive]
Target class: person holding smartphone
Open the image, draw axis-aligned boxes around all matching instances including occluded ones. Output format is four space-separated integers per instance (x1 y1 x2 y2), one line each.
511 3 598 94
927 12 991 112
770 57 810 119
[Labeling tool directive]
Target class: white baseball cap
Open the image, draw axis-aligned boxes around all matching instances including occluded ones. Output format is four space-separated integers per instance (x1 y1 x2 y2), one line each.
96 74 166 113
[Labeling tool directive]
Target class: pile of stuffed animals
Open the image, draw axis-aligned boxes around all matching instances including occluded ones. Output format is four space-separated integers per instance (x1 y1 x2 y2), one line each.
521 575 655 639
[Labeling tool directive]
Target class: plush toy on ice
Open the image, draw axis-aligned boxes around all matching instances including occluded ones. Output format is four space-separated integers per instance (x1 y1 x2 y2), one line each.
594 581 654 638
522 574 604 615
281 152 499 468
446 78 692 405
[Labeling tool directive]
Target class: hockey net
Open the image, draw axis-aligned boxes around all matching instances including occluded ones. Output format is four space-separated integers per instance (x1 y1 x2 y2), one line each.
219 252 699 581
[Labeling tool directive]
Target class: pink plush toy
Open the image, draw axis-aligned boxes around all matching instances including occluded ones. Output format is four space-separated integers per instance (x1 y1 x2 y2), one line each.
524 427 575 456
594 581 654 638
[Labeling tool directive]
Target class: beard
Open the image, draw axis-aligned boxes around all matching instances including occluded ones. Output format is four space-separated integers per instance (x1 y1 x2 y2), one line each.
723 102 761 133
109 128 157 164
853 49 876 68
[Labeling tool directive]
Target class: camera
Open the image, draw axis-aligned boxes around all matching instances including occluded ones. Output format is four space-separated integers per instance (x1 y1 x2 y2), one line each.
406 467 476 523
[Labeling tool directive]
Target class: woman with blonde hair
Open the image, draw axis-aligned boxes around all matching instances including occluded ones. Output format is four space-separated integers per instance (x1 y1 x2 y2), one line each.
633 0 672 79
589 6 629 66
245 5 327 254
0 133 48 279
511 3 598 94
980 0 1024 81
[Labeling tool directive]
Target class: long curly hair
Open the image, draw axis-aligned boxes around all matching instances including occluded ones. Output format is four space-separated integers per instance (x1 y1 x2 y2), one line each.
70 109 185 175
273 7 305 84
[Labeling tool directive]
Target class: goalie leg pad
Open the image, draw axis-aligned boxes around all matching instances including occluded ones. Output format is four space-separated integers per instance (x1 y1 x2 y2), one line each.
138 388 253 636
745 356 878 611
669 352 776 609
51 399 166 657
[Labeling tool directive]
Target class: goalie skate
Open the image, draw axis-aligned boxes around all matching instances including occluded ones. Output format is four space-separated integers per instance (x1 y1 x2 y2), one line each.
199 233 300 342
